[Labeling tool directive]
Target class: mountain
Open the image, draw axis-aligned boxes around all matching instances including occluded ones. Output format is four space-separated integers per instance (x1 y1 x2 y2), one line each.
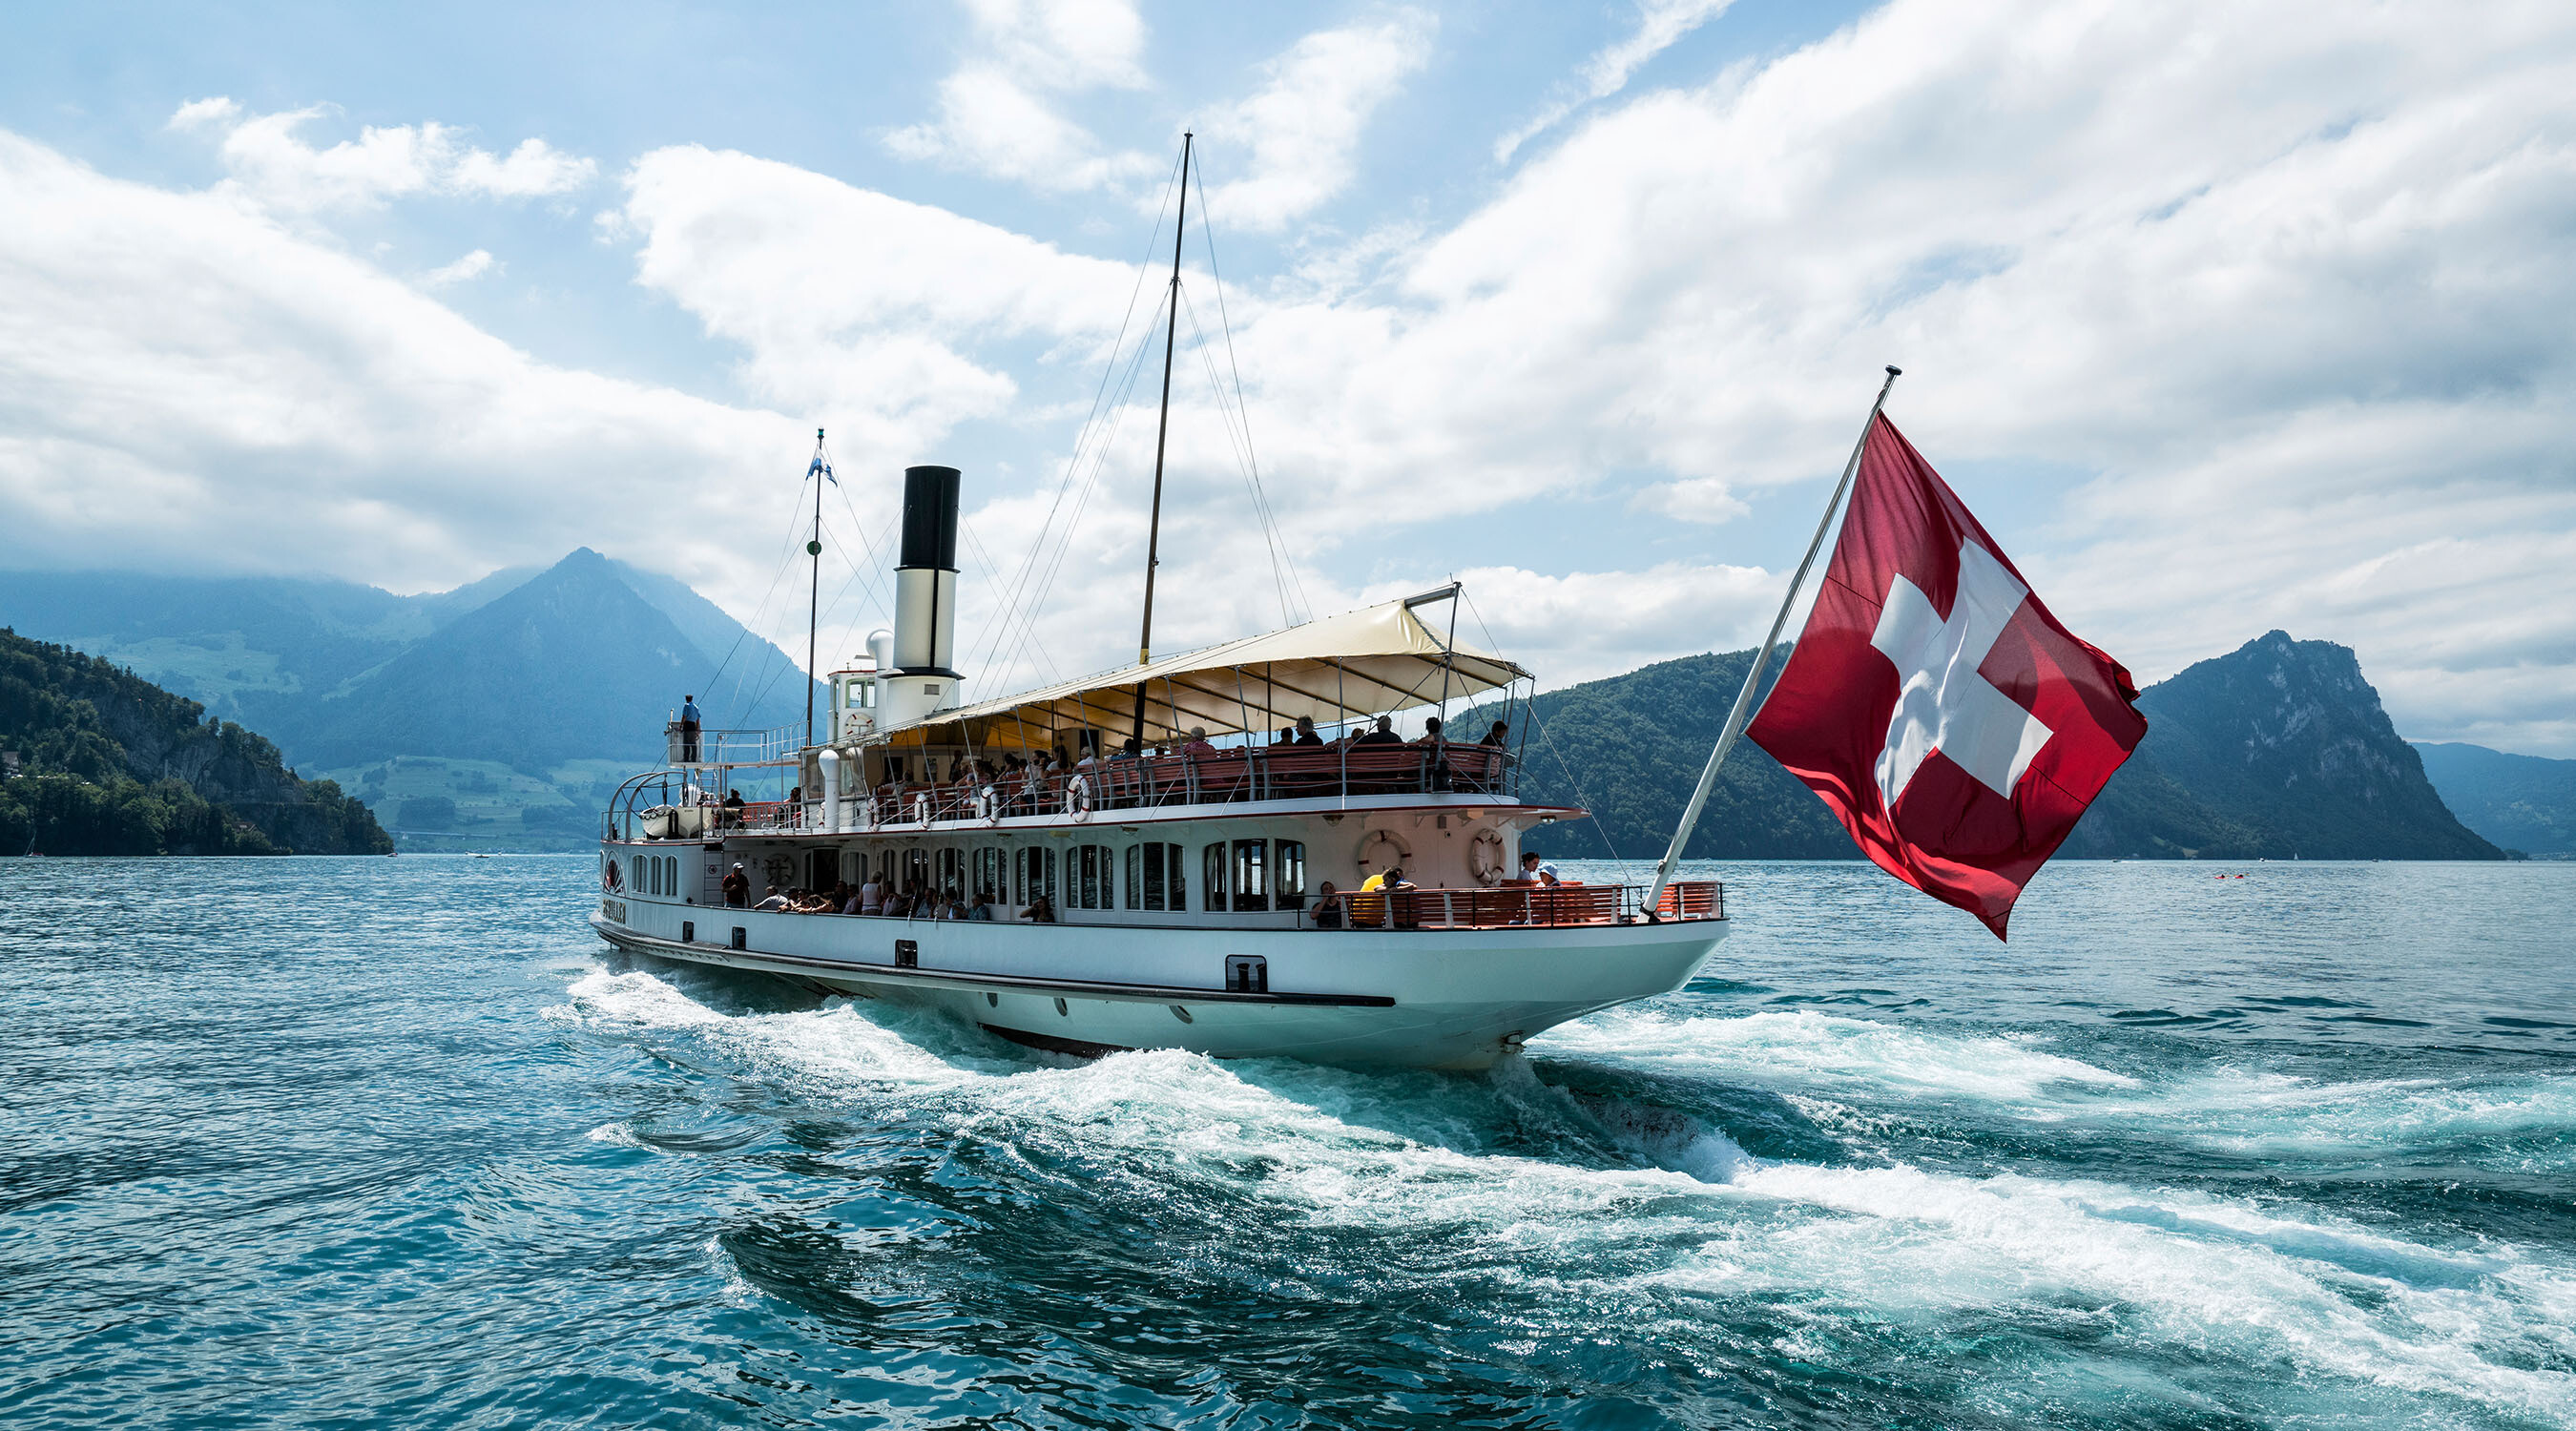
2412 742 2576 856
2086 632 2498 860
288 549 720 771
1460 650 1850 861
0 551 821 850
0 629 389 855
1491 630 2499 861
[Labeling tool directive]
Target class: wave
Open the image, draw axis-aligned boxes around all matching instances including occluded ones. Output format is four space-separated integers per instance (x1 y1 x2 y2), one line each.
545 963 2576 1423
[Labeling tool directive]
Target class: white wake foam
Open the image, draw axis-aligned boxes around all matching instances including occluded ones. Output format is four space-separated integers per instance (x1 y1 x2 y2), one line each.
545 964 2576 1421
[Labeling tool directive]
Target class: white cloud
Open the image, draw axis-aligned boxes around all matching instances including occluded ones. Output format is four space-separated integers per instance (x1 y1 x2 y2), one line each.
849 0 2576 752
0 131 779 608
1494 0 1735 162
424 249 498 286
169 98 596 212
618 144 1137 437
1368 561 1781 692
1198 10 1437 232
15 0 2576 759
1630 476 1750 526
883 0 1159 193
167 95 241 131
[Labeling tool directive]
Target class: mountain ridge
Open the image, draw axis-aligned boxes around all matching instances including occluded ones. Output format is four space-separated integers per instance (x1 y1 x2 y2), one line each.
1495 629 2499 862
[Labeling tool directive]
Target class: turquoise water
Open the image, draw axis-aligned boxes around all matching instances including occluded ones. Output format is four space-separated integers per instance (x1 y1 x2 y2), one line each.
3 855 2571 1428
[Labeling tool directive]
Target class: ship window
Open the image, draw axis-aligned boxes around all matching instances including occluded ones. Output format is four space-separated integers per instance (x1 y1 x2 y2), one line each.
1203 842 1229 912
1073 844 1116 909
629 856 642 893
973 848 1000 902
1015 845 1055 905
1126 844 1144 909
935 848 961 899
1166 842 1185 909
1232 840 1267 912
905 848 931 893
662 857 676 896
1274 841 1305 910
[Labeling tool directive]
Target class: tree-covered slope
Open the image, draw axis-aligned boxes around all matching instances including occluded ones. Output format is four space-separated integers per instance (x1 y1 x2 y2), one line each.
0 630 390 855
2412 742 2576 856
1463 649 1851 861
1483 630 2498 861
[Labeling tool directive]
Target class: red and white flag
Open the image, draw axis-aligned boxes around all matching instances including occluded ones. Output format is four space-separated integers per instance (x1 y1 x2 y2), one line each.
1746 415 2146 938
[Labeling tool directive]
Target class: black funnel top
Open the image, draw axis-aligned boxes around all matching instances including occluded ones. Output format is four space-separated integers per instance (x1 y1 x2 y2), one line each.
899 466 961 570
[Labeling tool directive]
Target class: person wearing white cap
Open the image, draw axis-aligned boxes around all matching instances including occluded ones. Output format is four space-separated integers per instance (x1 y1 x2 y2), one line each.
721 862 750 908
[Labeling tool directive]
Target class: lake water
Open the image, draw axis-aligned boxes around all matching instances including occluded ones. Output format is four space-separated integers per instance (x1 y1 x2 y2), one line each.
4 855 2572 1428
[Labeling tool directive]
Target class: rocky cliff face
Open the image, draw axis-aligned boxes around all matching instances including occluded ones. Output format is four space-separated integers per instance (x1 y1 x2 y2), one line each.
2069 632 2498 860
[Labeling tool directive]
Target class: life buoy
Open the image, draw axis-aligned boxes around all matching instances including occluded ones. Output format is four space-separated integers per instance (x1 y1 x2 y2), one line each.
979 785 1003 825
861 795 882 832
1468 830 1506 886
1065 775 1093 821
1357 829 1411 874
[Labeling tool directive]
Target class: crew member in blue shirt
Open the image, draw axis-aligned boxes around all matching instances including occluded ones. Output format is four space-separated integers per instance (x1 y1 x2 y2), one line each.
678 695 701 763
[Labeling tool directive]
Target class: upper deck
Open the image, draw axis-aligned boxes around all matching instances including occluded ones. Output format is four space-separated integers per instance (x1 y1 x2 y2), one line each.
609 736 1563 842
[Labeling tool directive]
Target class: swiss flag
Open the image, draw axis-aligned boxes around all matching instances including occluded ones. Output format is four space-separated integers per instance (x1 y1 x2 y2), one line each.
1746 415 2146 938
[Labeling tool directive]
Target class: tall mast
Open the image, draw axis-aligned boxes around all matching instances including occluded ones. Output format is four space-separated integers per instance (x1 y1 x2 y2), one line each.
806 426 826 749
1130 131 1192 752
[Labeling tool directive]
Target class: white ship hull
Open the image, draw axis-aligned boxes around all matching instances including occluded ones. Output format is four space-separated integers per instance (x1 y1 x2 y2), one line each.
591 897 1724 1070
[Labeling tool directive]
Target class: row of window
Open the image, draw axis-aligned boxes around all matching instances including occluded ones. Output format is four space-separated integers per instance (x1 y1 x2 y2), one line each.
837 840 1309 913
628 854 682 897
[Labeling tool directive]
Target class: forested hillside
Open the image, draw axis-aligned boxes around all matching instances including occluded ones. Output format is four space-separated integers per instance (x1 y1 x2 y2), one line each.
0 630 389 856
1486 631 2498 861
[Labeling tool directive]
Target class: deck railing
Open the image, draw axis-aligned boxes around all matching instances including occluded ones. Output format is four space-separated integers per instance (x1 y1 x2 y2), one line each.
831 744 1515 830
611 745 1521 840
1324 880 1724 929
665 723 803 766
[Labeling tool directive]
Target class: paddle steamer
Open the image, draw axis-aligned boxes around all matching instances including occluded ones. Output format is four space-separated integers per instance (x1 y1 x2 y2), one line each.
588 135 1725 1068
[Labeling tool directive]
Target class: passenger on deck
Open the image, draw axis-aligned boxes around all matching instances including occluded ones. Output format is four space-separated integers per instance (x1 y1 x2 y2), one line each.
754 885 792 910
1311 881 1345 929
1354 716 1402 746
721 862 750 907
1417 716 1444 744
1482 719 1509 747
1111 738 1140 761
1520 851 1559 884
968 893 995 921
883 887 913 919
1291 716 1323 747
1019 894 1057 923
1181 727 1218 758
678 695 700 763
858 873 884 915
1360 865 1412 893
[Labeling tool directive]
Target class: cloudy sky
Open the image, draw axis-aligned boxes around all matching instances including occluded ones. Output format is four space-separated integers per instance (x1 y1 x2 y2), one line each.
4 0 2571 754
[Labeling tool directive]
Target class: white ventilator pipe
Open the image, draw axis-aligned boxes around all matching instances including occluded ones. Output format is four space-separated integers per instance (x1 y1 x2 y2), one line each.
1645 366 1901 916
817 748 842 834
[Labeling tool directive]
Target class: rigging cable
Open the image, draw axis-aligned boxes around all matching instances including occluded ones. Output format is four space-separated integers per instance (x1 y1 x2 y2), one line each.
1460 586 1635 881
1180 285 1299 629
988 288 1169 693
1190 161 1311 624
963 150 1184 693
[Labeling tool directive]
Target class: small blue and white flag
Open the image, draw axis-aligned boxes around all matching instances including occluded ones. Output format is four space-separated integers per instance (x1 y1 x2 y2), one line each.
808 427 836 486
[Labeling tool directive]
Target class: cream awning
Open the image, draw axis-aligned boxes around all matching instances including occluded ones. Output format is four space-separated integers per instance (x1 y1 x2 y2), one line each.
880 589 1525 748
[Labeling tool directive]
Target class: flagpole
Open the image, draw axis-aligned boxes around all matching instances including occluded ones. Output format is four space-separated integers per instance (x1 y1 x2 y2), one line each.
1644 366 1901 915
